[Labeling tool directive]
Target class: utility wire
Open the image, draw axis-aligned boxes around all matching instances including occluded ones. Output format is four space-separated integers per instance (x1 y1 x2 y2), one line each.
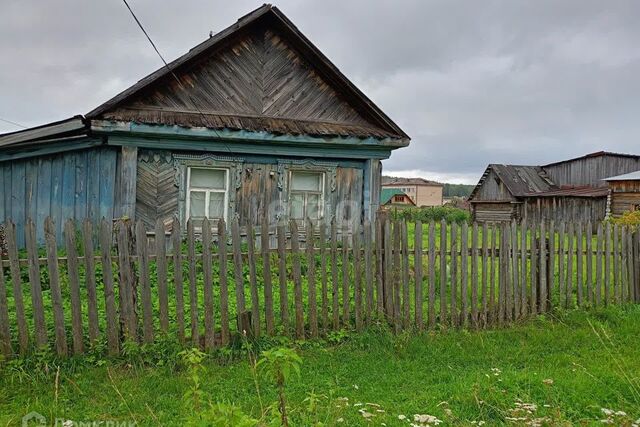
120 0 229 151
0 117 27 129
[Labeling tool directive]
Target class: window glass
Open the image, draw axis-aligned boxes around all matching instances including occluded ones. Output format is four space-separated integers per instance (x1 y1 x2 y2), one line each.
209 192 225 219
190 168 226 189
291 171 322 192
190 191 206 218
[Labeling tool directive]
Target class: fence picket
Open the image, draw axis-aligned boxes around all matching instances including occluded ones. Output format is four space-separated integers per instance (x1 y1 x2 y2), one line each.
481 223 488 326
529 221 537 315
64 219 85 353
428 221 437 329
306 219 318 337
557 222 565 308
5 222 28 353
82 219 99 343
576 222 583 307
586 222 593 305
331 219 339 329
364 220 375 326
547 221 555 313
604 222 611 305
171 217 186 344
261 218 275 335
489 224 497 325
460 222 469 327
596 223 603 305
401 220 410 328
135 221 154 344
414 220 423 329
518 220 524 317
318 221 329 332
471 222 479 328
510 220 519 319
116 221 137 341
450 222 458 327
384 218 393 320
277 222 290 333
201 218 215 350
613 224 620 304
375 216 385 317
100 219 119 355
247 223 260 338
44 218 67 356
155 219 169 334
186 219 199 347
218 218 230 345
353 221 363 331
26 219 47 348
290 221 304 339
566 222 574 308
539 221 547 313
0 249 11 357
341 223 350 327
231 218 247 328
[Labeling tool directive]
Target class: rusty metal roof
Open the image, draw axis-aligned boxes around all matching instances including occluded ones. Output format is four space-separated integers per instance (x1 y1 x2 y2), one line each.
382 176 443 186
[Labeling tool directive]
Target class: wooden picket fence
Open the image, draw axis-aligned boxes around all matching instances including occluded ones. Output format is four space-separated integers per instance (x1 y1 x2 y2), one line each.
0 214 639 358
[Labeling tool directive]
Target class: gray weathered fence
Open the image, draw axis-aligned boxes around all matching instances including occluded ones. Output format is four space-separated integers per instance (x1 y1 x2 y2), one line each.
0 215 639 358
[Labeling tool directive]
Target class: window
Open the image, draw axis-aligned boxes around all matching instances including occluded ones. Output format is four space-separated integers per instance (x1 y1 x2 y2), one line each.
289 171 324 220
186 167 228 221
394 195 405 203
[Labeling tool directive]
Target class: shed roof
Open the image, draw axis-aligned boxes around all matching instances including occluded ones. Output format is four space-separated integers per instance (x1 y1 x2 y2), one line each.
603 170 640 181
86 4 409 142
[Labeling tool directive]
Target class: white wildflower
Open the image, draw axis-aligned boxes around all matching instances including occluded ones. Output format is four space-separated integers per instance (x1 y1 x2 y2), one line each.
601 408 614 416
398 414 407 420
336 418 344 423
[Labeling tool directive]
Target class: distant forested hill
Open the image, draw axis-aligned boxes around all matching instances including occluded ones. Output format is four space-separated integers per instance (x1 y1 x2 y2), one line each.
443 183 475 198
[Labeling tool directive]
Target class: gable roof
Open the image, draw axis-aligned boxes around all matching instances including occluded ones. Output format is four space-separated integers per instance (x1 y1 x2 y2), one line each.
543 151 640 167
468 164 555 201
381 188 415 205
382 176 443 187
86 4 409 142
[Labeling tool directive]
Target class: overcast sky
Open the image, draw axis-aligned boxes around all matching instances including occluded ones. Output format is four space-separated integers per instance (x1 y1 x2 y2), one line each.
1 1 639 184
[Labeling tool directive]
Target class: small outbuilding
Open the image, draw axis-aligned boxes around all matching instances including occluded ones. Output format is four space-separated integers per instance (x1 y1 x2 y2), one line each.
604 171 640 217
380 188 416 209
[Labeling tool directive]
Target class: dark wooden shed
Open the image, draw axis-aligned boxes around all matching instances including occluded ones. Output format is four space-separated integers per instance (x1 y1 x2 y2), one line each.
0 5 410 246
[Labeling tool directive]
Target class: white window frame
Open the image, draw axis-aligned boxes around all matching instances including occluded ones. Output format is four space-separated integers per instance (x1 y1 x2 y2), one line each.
288 170 325 221
185 167 230 222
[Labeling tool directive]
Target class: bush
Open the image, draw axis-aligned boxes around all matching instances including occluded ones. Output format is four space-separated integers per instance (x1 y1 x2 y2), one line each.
610 210 640 229
391 206 471 224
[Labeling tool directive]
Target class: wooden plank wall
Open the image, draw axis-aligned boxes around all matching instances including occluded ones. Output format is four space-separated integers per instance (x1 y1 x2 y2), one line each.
544 155 640 188
1 216 638 359
0 148 118 246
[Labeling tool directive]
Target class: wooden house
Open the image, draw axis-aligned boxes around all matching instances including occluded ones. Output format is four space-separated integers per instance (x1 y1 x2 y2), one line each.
380 188 416 209
0 5 409 246
604 171 640 217
469 152 640 223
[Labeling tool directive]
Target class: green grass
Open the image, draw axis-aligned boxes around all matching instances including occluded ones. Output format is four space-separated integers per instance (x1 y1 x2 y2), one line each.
2 306 640 426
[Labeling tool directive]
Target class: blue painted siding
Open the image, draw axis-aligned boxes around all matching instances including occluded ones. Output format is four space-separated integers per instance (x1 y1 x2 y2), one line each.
0 147 118 245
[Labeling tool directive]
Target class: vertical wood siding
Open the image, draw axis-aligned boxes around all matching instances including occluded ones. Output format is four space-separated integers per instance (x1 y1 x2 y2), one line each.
544 155 640 188
0 148 118 245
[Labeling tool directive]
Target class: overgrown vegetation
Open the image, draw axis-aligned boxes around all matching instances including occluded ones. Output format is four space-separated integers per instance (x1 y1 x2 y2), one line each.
391 206 471 224
1 307 640 425
611 210 640 229
442 183 475 198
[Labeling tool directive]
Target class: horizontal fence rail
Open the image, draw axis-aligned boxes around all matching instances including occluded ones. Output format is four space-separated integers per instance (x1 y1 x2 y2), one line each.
0 216 638 358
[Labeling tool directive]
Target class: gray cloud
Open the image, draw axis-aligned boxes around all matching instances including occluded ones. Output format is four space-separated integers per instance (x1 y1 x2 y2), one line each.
1 0 639 184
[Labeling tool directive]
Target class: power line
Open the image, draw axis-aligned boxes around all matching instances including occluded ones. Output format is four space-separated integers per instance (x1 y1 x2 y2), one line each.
0 117 27 129
120 0 229 151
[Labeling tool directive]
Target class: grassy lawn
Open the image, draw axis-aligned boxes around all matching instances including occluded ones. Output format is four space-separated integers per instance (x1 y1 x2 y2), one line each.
2 306 640 426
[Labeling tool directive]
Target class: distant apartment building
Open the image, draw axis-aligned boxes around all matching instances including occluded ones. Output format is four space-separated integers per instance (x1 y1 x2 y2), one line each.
382 177 444 207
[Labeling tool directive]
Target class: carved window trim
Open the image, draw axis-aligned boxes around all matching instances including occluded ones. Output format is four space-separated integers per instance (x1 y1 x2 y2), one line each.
276 159 337 221
173 153 245 226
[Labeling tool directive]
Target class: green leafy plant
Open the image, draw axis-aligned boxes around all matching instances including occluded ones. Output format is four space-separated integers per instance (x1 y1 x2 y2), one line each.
258 347 302 427
179 347 208 412
187 402 257 427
